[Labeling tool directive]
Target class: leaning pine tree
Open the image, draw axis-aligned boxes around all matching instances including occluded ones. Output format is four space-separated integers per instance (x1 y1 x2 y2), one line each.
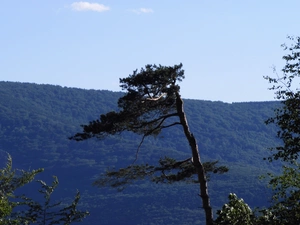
71 64 227 225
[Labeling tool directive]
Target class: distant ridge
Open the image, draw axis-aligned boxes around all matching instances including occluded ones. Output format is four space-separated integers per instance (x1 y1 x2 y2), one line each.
0 81 281 225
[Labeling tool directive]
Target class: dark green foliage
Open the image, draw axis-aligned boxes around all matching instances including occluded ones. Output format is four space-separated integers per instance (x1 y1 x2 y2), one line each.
265 94 300 162
265 36 300 162
0 197 11 219
0 154 43 224
260 36 300 224
15 176 89 225
266 163 300 224
94 157 228 190
0 81 282 224
0 154 43 196
0 155 89 224
214 36 300 225
71 64 184 141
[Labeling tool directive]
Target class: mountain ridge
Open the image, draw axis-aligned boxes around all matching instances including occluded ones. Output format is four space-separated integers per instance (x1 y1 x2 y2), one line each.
0 81 281 224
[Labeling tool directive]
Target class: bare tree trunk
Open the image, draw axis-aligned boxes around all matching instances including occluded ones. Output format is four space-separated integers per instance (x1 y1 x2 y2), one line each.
175 92 213 225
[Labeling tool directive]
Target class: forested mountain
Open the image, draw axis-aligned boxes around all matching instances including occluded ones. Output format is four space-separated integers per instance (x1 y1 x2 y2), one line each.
0 81 281 224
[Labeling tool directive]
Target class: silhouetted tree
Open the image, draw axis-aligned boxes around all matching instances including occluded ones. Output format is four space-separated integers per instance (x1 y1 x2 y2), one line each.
71 64 228 225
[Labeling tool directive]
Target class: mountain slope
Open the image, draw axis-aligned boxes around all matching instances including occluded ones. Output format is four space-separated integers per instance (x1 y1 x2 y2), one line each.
0 81 281 224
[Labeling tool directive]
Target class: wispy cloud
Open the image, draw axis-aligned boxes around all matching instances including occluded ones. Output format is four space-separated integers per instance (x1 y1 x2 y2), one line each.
131 8 154 14
71 2 110 12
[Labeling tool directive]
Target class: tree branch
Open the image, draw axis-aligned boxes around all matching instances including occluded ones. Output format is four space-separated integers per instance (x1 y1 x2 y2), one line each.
145 93 167 101
131 112 179 130
132 116 180 164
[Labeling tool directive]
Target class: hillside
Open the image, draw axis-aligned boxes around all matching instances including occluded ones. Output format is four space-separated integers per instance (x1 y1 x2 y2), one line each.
0 81 281 224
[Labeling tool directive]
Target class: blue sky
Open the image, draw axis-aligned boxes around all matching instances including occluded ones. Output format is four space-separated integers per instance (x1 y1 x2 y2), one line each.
1 1 300 103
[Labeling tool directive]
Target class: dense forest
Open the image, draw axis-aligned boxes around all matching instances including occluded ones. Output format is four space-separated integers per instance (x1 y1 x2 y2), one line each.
0 81 282 224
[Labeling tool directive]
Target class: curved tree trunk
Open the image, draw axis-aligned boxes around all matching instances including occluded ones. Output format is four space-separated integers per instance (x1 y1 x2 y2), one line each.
175 92 213 225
